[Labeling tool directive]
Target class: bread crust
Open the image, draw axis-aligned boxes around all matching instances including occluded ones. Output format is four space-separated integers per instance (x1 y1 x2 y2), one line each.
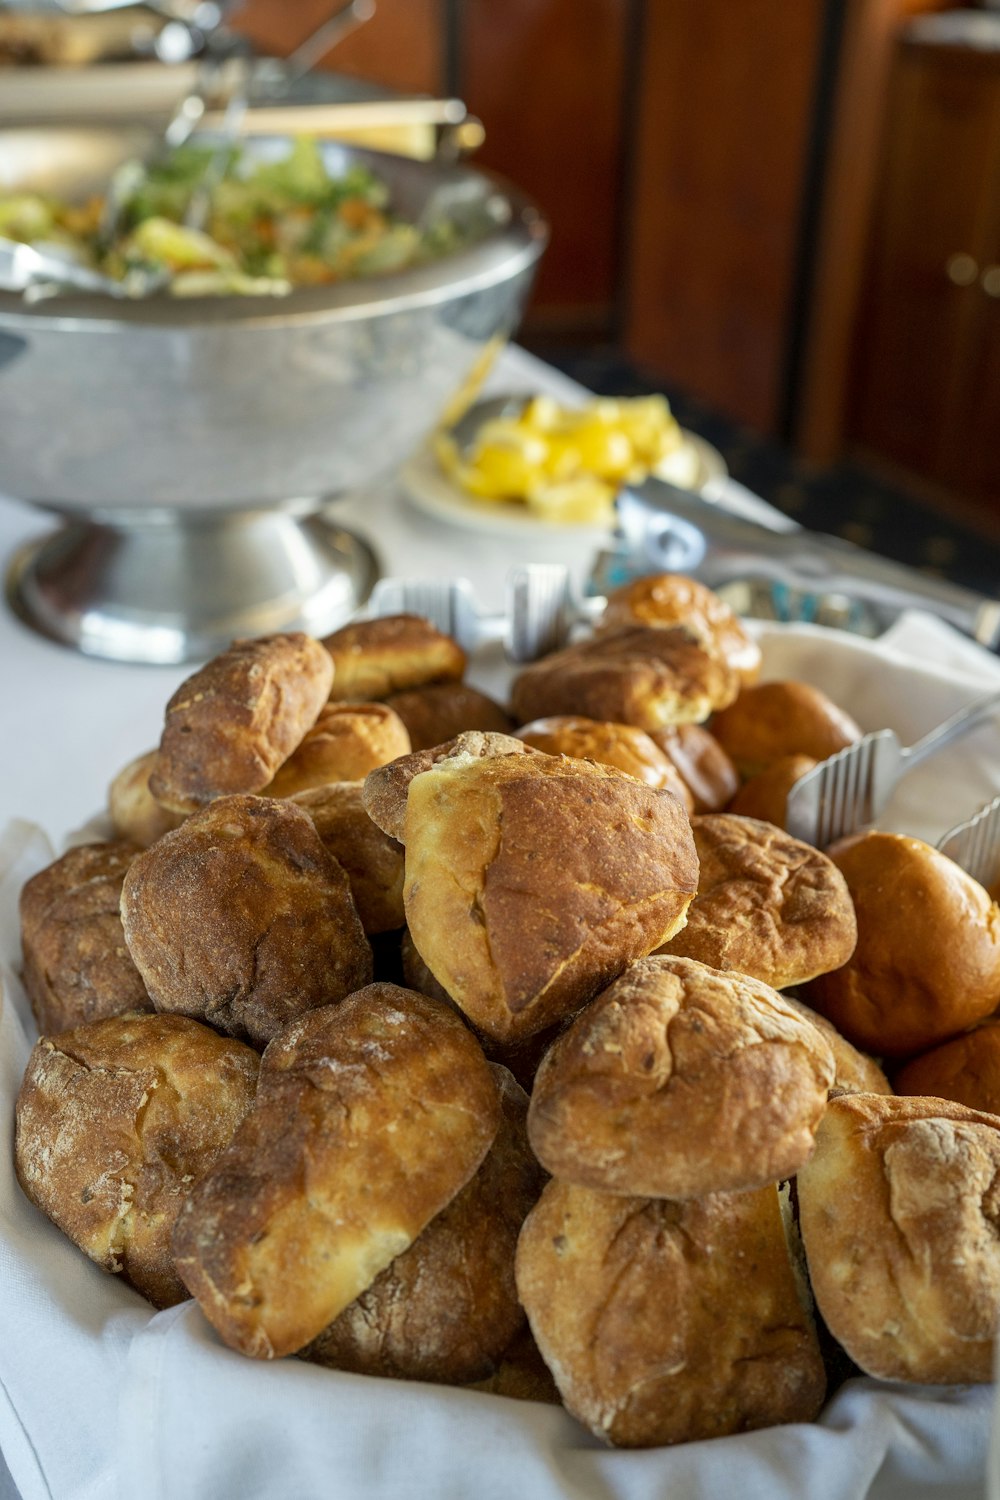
599 573 762 686
894 1018 1000 1112
120 795 372 1047
783 995 892 1097
727 754 818 829
321 614 466 701
527 954 835 1198
362 731 538 842
709 680 861 779
14 1013 258 1308
647 723 739 813
149 633 334 813
515 715 694 805
171 984 501 1359
515 1179 826 1447
108 750 186 847
384 681 513 751
660 814 858 989
291 781 404 934
263 702 411 795
20 841 152 1033
798 1091 1000 1383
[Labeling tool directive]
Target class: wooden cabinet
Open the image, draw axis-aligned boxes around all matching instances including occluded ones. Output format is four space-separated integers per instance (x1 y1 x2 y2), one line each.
848 27 1000 512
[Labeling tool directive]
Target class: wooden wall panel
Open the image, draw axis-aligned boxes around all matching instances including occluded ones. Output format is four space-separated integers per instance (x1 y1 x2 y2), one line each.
232 0 444 96
625 0 826 433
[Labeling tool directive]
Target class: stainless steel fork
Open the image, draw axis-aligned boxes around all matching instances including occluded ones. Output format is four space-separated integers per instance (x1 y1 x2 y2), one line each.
937 796 1000 890
784 690 1000 847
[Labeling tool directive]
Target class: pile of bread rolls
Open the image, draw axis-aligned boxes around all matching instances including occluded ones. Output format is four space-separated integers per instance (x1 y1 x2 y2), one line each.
13 575 1000 1450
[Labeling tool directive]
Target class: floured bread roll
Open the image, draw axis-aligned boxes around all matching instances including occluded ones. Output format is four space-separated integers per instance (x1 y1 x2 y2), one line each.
108 750 186 847
149 633 334 813
171 984 500 1359
20 841 152 1033
384 681 513 751
527 955 834 1198
598 573 762 686
363 731 539 842
291 782 404 934
647 723 739 813
264 702 411 795
515 715 694 806
798 1092 1000 1383
302 1065 544 1384
121 796 372 1047
15 1013 258 1308
659 814 857 989
709 680 861 780
402 750 699 1042
510 625 740 731
516 1179 826 1447
321 614 466 701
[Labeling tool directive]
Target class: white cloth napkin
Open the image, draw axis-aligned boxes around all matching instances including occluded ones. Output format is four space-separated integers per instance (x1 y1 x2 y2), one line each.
1 615 999 1500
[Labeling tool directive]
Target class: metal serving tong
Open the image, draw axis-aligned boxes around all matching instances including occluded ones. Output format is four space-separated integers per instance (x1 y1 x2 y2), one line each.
937 795 1000 890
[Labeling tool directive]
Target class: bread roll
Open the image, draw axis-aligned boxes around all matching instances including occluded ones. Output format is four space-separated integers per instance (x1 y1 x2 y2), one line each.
509 625 740 731
709 680 861 779
599 572 762 686
403 750 698 1042
894 1019 1000 1112
291 781 404 934
527 954 834 1198
727 754 818 829
798 1091 1000 1383
515 715 694 806
263 702 411 795
660 814 858 989
120 795 372 1047
321 614 466 701
108 750 185 847
20 841 152 1034
171 984 500 1359
647 722 739 813
384 681 513 751
149 633 334 813
15 1013 258 1308
516 1179 826 1447
302 1065 543 1384
783 995 892 1097
805 830 1000 1056
363 731 539 842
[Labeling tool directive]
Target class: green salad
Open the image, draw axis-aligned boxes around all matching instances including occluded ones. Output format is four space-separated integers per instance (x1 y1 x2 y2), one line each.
0 138 466 296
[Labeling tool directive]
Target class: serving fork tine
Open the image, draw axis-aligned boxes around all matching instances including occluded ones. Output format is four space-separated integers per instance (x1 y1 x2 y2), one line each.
937 795 1000 891
784 690 1000 848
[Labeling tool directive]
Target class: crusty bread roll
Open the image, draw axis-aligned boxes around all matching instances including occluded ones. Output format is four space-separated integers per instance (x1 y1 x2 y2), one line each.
516 1179 826 1447
805 830 1000 1056
363 731 539 842
321 614 466 701
384 681 513 750
467 1323 561 1405
302 1065 544 1385
783 995 892 1097
515 715 694 806
598 573 762 686
659 814 858 989
108 750 186 847
149 633 334 814
20 841 152 1034
120 795 372 1047
647 722 739 813
527 954 834 1198
798 1091 1000 1383
894 1019 1000 1112
708 680 861 779
291 782 404 934
15 1013 258 1308
171 984 501 1359
403 750 698 1042
727 754 818 829
263 702 411 795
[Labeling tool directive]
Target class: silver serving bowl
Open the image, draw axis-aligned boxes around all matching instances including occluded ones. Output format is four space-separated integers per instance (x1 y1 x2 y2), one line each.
0 126 547 661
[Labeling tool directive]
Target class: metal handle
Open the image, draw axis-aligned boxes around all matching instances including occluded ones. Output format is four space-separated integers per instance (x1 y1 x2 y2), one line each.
283 0 377 84
902 690 1000 771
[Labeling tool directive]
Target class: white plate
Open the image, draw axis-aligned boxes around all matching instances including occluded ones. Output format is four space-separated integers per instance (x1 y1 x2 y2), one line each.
400 429 728 536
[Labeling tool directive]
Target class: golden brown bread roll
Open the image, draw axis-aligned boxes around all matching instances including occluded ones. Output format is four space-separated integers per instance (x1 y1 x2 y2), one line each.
321 614 466 701
302 1064 544 1385
509 625 740 731
466 1323 561 1405
108 750 186 847
403 749 698 1042
515 715 694 807
14 1013 258 1308
893 1018 1000 1111
171 984 501 1359
262 702 411 795
383 681 513 751
727 754 818 829
709 680 862 779
363 730 539 842
783 995 892 1097
20 841 152 1034
527 954 834 1198
516 1179 826 1447
647 722 739 813
798 1091 1000 1383
149 633 334 814
659 814 858 989
120 795 372 1047
599 572 762 686
290 782 404 934
805 830 1000 1056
